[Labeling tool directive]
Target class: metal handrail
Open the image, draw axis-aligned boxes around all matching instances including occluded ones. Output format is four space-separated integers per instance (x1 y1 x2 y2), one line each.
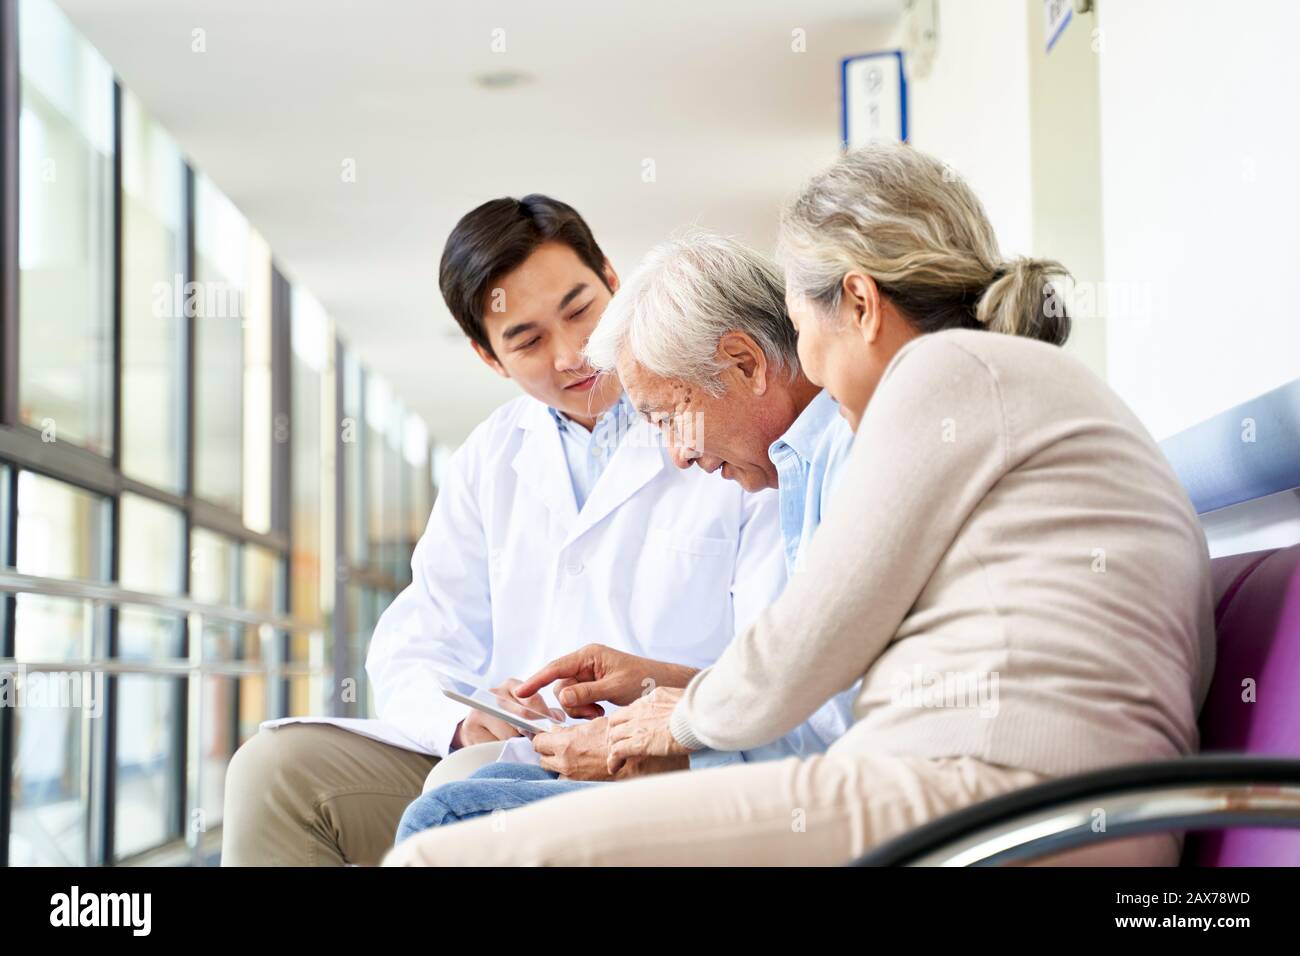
0 567 334 867
0 569 310 631
854 756 1300 866
0 659 320 676
898 784 1300 866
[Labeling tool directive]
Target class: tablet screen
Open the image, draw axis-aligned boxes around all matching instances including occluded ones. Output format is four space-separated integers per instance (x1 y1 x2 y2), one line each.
435 673 581 736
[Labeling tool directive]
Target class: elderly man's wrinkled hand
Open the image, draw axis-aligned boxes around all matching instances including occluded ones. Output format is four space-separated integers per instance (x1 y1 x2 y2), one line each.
532 717 618 780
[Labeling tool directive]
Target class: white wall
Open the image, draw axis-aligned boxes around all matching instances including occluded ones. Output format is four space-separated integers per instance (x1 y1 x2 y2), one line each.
890 1 1109 379
1098 0 1300 439
1027 0 1106 378
893 1 1034 256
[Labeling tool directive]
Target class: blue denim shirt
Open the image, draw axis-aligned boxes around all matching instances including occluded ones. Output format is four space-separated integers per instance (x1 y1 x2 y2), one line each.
548 394 629 511
690 389 859 769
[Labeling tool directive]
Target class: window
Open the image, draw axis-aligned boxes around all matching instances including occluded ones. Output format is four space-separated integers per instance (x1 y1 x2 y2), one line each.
193 175 250 515
6 472 110 866
403 413 432 552
115 494 185 860
241 234 273 534
0 0 436 864
343 350 365 569
190 527 237 828
120 91 186 492
290 288 329 627
17 0 115 455
289 289 333 716
366 375 408 581
12 472 109 661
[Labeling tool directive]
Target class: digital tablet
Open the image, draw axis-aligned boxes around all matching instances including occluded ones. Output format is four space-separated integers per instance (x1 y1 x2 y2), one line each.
435 673 581 736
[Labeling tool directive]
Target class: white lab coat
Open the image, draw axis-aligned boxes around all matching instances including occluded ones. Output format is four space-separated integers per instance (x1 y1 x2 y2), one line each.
266 395 787 756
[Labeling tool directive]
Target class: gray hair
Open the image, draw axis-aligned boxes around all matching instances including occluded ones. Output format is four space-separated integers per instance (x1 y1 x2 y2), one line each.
777 143 1071 345
584 231 800 395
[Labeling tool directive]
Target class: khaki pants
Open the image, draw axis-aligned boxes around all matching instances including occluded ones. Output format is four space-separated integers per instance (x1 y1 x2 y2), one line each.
222 724 438 866
383 751 1182 867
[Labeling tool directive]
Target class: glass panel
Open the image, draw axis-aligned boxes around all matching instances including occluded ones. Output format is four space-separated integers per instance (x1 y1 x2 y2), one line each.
242 233 273 534
289 299 332 715
113 494 185 858
121 91 186 492
404 413 430 543
9 705 89 865
119 493 184 596
190 527 236 605
242 544 281 726
290 288 328 628
343 351 365 567
366 376 406 577
242 542 281 616
347 585 384 718
5 474 101 861
113 675 182 860
191 528 237 662
17 0 114 456
200 676 235 828
13 473 108 661
193 174 247 513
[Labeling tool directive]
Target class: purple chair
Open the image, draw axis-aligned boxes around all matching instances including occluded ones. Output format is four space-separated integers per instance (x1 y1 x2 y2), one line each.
1187 544 1300 865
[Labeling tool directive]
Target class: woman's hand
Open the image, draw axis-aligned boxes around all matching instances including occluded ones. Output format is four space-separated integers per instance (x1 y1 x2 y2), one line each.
513 644 697 719
605 687 689 775
533 717 691 780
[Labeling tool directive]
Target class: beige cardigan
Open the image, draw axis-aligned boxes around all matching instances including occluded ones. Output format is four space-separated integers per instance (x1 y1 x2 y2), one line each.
670 329 1215 778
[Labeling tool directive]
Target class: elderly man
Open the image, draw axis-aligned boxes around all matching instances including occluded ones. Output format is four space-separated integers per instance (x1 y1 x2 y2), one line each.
387 232 859 846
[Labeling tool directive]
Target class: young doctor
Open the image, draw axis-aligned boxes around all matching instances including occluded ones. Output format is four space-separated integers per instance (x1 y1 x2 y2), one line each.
220 195 786 866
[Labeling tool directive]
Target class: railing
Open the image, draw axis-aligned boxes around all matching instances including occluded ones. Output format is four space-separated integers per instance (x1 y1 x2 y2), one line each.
0 569 330 867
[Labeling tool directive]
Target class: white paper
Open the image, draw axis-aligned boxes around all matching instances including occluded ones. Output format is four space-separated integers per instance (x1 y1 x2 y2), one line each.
258 716 437 755
493 736 544 766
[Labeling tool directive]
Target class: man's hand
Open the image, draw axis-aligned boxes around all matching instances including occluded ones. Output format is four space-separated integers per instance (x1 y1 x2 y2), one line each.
532 717 689 780
451 709 521 749
532 718 614 779
450 678 561 750
514 644 698 718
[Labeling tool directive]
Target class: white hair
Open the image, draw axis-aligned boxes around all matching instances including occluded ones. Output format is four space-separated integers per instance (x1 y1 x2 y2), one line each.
584 231 800 395
777 143 1071 345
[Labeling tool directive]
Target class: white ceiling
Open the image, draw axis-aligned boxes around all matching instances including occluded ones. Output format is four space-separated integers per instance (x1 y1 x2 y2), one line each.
57 0 901 445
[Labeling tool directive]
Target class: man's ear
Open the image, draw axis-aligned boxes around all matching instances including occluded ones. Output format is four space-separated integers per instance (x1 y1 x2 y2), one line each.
602 259 619 295
716 331 769 395
471 339 510 379
842 271 884 344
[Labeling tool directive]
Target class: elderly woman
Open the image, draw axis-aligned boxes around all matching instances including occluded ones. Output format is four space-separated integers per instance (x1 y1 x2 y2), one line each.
384 143 1214 866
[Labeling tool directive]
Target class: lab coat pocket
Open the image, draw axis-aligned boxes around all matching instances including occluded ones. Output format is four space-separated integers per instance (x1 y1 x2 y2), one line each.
629 528 737 651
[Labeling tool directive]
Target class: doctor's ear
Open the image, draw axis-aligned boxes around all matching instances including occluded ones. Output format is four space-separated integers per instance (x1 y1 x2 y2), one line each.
471 339 510 379
601 259 619 295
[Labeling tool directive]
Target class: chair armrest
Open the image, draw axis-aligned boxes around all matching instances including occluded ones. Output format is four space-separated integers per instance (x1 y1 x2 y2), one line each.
852 753 1300 866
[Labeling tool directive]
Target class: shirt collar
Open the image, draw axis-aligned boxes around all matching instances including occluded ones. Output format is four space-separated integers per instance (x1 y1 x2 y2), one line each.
548 392 628 435
768 388 841 464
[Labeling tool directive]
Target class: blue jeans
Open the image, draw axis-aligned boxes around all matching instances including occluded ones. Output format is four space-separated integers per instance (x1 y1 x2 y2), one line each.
394 761 603 843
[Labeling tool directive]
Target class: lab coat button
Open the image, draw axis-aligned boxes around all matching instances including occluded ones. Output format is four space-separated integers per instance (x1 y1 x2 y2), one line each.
567 560 585 575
